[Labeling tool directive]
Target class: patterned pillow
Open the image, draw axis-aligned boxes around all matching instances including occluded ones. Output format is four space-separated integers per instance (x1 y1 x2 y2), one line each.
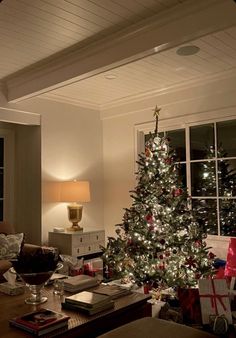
0 233 24 260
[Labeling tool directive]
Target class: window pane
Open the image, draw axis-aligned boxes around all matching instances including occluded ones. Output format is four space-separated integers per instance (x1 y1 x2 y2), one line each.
0 138 3 168
218 160 236 197
217 120 236 157
220 199 236 236
191 161 216 196
190 124 214 160
192 199 217 235
166 129 186 161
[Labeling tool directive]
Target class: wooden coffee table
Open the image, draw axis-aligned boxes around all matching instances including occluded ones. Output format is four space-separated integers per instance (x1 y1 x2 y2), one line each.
0 286 151 337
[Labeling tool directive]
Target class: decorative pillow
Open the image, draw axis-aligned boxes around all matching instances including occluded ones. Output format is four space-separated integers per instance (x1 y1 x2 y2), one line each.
0 233 24 260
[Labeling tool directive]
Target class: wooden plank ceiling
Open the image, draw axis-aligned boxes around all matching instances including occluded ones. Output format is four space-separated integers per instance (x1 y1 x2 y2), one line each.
0 0 236 109
41 26 236 108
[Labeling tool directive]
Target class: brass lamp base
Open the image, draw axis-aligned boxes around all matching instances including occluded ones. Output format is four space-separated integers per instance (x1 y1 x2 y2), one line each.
66 204 83 232
67 223 83 232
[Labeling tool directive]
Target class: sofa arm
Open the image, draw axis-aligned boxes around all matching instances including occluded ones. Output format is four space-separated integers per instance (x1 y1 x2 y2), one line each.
22 243 41 255
22 244 59 258
98 318 215 338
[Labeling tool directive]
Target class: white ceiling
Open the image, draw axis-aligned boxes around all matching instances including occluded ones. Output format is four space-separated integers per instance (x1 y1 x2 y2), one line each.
0 0 236 110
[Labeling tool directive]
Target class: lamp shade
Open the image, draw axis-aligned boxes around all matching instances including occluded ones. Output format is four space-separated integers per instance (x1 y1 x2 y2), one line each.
60 181 90 203
225 238 236 277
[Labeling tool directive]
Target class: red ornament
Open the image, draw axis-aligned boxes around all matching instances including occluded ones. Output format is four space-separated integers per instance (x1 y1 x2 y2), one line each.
172 188 183 197
127 239 133 245
185 256 196 268
148 225 155 231
159 254 164 260
194 240 202 248
145 147 153 158
146 213 154 224
164 158 172 165
160 239 165 245
195 273 201 280
208 252 216 260
159 264 165 270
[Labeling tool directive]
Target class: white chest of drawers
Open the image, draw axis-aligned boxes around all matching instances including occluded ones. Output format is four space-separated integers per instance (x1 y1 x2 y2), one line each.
48 230 105 257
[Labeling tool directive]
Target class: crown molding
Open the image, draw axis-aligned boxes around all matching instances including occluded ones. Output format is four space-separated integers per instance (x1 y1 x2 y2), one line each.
5 0 236 103
100 68 236 119
40 93 99 111
100 68 236 112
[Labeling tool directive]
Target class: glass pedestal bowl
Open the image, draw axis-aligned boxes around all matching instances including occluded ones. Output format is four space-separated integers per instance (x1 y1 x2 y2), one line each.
11 263 62 305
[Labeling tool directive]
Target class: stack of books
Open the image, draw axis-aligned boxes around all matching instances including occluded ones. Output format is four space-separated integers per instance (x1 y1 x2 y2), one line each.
63 274 99 293
93 284 132 299
9 308 70 336
61 290 114 315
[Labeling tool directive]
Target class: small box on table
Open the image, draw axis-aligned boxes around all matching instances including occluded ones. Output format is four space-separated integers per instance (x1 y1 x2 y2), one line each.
0 282 25 296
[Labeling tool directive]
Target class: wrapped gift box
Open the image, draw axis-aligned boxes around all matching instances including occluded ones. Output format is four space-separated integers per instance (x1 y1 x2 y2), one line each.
178 287 202 325
198 278 232 325
84 258 103 278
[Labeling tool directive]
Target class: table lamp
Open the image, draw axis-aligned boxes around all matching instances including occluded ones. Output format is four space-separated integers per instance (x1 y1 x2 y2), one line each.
224 237 236 296
60 180 90 232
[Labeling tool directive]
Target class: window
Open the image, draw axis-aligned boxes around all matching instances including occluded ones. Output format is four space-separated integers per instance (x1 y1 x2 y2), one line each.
141 118 236 237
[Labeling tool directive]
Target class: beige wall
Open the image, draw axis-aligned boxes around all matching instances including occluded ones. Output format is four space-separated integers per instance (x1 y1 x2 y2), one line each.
102 73 236 259
0 97 103 245
16 98 104 244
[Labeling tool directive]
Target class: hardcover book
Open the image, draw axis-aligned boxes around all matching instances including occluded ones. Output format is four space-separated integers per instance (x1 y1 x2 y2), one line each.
9 308 70 336
61 299 114 315
93 284 132 299
63 275 98 292
65 290 111 308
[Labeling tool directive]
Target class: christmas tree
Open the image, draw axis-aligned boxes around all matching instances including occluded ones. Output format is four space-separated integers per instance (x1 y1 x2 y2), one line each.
102 107 214 288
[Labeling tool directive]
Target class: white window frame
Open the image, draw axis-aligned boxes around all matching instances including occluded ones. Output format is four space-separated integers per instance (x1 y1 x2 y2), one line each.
134 108 236 240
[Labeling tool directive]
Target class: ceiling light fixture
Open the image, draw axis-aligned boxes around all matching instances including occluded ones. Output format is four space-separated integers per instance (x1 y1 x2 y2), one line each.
104 73 117 80
176 45 200 56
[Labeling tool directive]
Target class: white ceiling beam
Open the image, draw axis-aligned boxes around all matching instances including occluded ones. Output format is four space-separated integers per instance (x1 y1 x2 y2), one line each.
6 0 236 103
0 107 40 125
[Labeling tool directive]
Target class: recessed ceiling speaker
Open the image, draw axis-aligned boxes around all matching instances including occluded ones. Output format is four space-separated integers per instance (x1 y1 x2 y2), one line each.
176 45 200 56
